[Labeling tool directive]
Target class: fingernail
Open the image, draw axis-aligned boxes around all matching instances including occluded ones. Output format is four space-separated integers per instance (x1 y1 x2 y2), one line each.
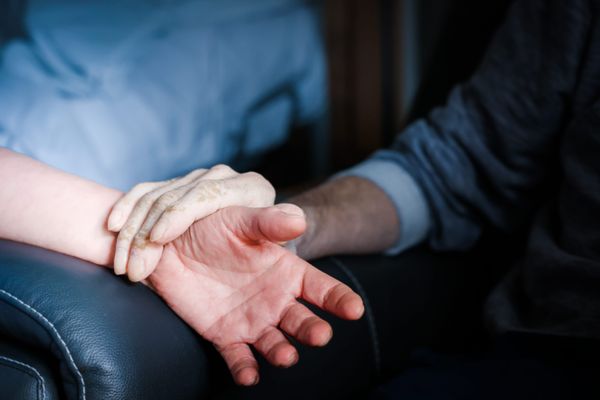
113 249 127 275
150 225 165 242
107 211 122 231
288 352 299 366
349 299 365 319
252 375 259 385
128 253 146 282
324 329 333 345
313 326 333 347
355 303 365 318
274 204 304 217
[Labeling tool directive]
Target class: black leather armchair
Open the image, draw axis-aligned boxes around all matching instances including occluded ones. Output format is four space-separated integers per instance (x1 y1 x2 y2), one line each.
0 240 209 400
0 238 495 400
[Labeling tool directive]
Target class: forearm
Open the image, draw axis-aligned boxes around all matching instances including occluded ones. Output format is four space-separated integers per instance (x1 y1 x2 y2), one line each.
288 176 400 260
0 148 121 266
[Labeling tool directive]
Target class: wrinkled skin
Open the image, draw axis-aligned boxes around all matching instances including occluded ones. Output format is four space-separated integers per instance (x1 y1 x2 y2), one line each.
108 165 275 281
146 204 364 386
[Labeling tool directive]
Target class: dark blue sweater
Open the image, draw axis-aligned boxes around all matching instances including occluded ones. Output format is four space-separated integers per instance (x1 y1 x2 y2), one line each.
349 0 600 338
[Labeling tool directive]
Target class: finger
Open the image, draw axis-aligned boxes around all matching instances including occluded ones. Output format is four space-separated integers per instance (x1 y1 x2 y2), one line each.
147 180 226 244
114 227 140 275
131 168 216 239
108 168 208 233
217 343 260 386
128 169 239 275
197 167 273 209
280 302 333 347
113 170 207 275
301 265 365 321
149 172 276 244
138 164 237 241
252 327 298 368
224 204 306 245
126 240 164 282
134 184 194 246
198 164 239 180
108 181 164 232
114 198 164 276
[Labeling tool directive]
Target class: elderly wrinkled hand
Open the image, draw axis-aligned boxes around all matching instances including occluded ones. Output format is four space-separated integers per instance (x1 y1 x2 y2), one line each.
148 204 364 386
107 165 275 281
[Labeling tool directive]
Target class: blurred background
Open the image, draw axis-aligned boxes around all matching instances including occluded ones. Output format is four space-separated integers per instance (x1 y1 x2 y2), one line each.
0 0 511 192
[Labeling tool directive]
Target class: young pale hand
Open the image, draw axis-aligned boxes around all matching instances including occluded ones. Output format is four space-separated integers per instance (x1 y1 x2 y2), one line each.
148 204 365 386
107 165 275 282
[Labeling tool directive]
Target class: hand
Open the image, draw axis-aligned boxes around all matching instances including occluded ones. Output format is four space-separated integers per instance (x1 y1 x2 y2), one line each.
107 165 275 281
148 204 365 386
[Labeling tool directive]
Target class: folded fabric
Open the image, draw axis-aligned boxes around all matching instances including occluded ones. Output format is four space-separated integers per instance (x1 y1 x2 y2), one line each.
0 0 326 190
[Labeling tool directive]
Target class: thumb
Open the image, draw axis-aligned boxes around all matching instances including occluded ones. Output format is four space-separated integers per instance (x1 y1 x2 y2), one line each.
234 204 306 244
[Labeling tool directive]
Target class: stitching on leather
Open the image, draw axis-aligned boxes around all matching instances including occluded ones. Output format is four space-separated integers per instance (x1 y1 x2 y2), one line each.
330 257 382 374
0 289 86 400
0 355 47 400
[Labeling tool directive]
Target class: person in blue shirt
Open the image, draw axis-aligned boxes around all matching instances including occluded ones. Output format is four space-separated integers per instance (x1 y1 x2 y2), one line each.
0 0 326 190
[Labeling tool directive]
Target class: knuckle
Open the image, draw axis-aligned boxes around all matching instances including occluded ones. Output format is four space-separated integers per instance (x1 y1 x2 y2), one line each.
242 172 275 201
185 168 205 180
133 233 149 249
134 231 147 241
243 171 270 187
157 191 179 207
133 182 155 192
118 226 136 241
138 192 159 208
212 164 232 173
242 171 261 180
195 180 223 200
264 185 276 203
164 204 181 213
111 200 126 211
124 225 136 235
138 198 153 208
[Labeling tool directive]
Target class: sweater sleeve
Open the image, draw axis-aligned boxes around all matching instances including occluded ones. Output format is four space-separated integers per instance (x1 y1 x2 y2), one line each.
343 0 591 252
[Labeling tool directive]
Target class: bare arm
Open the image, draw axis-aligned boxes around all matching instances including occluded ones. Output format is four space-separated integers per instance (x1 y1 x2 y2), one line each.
289 176 400 260
0 148 121 266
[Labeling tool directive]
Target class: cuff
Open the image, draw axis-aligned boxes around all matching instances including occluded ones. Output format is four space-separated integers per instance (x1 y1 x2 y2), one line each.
334 158 431 255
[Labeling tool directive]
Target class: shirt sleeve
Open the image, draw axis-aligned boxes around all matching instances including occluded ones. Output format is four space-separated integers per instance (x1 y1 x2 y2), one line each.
341 0 591 253
335 157 431 254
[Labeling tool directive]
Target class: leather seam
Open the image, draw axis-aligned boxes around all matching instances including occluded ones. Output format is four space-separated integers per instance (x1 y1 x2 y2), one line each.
329 257 382 375
0 355 46 400
0 289 86 400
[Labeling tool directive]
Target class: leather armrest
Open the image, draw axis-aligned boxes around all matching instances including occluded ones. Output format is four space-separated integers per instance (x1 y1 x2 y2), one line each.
0 239 497 400
0 240 209 400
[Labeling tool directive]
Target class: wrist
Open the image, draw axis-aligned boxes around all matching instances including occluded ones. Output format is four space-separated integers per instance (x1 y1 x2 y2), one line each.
285 176 404 259
292 204 320 260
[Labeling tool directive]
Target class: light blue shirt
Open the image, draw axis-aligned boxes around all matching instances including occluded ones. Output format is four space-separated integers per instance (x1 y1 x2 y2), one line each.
0 0 326 190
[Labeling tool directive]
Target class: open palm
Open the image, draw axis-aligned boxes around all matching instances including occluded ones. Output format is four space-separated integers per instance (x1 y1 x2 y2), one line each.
147 204 364 385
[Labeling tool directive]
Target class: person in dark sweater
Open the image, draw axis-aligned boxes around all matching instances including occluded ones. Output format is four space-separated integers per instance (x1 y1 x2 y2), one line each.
280 0 600 396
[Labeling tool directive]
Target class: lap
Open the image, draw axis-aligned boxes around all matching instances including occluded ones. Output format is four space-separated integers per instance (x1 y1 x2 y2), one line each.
372 333 600 400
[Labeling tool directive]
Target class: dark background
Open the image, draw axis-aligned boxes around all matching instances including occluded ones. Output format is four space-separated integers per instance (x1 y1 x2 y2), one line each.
257 0 512 191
